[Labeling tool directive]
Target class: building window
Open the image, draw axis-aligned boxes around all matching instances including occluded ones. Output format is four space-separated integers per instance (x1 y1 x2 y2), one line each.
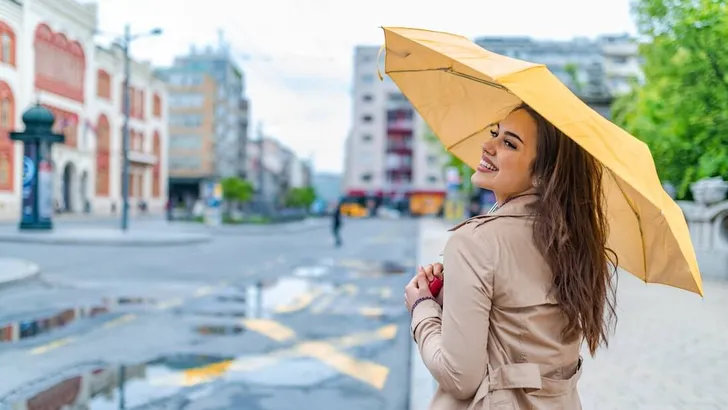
361 74 374 83
0 98 10 127
169 92 205 108
360 173 373 182
428 175 438 184
1 34 10 64
153 94 161 117
361 115 373 123
0 22 15 66
170 114 202 128
33 24 85 102
362 94 373 102
97 70 111 100
362 134 373 142
0 81 14 192
170 134 203 149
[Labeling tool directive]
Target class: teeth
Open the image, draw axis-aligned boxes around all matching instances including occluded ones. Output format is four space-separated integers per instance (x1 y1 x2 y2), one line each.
480 160 497 171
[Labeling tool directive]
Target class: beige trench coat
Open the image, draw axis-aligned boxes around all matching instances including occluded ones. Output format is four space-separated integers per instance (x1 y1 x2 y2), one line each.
411 194 583 410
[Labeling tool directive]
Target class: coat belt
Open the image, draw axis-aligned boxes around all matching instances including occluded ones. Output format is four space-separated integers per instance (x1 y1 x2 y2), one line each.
486 357 583 398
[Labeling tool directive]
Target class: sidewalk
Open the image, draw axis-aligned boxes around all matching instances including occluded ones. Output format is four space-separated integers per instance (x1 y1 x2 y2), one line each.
0 258 40 289
410 217 452 410
412 217 728 409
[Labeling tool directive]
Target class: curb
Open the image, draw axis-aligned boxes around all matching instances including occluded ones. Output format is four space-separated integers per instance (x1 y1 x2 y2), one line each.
0 231 212 247
195 220 330 236
409 218 443 410
0 259 40 290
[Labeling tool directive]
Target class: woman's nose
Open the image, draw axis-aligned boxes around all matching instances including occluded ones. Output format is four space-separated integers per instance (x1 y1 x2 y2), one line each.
482 139 496 155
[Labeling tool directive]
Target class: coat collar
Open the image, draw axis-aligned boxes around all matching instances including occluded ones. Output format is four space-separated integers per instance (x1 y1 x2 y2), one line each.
448 190 540 232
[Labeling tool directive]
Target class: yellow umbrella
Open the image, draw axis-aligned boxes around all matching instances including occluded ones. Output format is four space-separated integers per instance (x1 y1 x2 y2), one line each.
380 27 703 296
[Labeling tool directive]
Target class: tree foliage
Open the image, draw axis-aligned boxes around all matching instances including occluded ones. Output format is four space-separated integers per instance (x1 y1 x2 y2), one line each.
284 187 316 208
423 128 475 194
220 177 254 203
612 0 728 198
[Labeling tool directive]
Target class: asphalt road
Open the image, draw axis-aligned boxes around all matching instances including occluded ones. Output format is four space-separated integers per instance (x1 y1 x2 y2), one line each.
0 217 418 410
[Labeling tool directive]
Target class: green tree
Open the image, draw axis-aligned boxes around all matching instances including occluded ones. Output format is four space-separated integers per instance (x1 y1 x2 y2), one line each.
564 63 584 94
423 128 475 194
284 187 316 209
612 0 728 198
220 177 254 203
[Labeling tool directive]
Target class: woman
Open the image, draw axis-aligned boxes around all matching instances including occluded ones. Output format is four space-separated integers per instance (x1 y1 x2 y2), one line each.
404 103 618 409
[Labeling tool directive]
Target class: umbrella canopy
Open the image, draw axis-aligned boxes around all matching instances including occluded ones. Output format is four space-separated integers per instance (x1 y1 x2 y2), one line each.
381 27 703 296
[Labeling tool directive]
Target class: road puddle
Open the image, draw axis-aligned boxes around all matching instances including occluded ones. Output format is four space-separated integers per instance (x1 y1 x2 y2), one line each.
0 297 154 344
195 324 245 335
0 354 234 410
341 259 410 278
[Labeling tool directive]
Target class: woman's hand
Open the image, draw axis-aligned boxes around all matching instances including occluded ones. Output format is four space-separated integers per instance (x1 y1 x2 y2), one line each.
404 272 432 313
419 263 444 283
420 263 444 305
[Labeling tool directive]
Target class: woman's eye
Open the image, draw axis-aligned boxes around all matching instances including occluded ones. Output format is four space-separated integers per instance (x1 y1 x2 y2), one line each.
489 130 498 138
504 140 516 149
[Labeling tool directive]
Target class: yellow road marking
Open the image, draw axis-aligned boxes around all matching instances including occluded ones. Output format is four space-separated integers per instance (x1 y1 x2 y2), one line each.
149 324 399 387
194 286 215 297
29 337 75 355
103 313 136 329
330 324 398 348
274 289 323 314
157 297 184 310
241 318 296 342
296 341 390 389
359 307 384 318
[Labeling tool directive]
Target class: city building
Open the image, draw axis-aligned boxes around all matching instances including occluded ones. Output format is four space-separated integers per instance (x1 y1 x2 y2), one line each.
312 172 342 207
342 46 448 216
474 34 642 117
246 134 312 211
156 35 249 206
0 0 169 220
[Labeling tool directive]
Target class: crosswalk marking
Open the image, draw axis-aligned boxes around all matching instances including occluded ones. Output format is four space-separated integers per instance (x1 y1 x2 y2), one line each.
240 318 296 342
29 337 75 355
150 324 399 389
296 341 390 389
274 288 323 314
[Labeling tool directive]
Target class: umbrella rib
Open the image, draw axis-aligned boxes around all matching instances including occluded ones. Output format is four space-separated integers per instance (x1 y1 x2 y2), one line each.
445 121 499 151
387 67 512 92
607 168 648 283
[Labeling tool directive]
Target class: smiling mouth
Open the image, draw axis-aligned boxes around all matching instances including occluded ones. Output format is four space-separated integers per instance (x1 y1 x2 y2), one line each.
478 158 498 172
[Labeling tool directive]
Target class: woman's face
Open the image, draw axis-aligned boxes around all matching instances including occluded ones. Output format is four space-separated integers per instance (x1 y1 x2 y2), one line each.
471 108 539 203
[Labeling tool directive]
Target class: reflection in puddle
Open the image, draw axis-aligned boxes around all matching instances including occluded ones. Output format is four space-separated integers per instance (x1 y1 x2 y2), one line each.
0 354 234 410
195 324 245 336
0 297 156 344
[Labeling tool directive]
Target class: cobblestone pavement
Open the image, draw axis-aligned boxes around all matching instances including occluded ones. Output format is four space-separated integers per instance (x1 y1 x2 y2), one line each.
415 218 728 409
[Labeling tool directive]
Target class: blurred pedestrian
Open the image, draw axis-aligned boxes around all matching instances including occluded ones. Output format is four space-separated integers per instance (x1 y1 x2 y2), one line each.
331 202 343 247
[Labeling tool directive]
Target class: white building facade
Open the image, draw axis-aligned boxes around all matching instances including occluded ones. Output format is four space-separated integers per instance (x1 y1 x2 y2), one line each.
343 46 447 216
0 0 169 220
474 34 642 97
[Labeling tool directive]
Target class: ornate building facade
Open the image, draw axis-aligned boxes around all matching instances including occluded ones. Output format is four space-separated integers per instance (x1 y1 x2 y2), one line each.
0 0 169 220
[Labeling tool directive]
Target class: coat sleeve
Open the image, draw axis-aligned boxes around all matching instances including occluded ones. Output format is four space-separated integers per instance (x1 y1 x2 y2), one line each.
410 230 495 400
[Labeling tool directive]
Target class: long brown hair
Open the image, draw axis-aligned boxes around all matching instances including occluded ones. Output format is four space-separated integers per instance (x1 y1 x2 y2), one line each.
516 103 618 357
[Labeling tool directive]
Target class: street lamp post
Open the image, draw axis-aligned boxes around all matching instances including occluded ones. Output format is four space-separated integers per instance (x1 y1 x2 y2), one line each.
116 24 162 231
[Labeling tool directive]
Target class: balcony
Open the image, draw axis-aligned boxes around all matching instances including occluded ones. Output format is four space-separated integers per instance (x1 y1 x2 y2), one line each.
128 150 157 166
386 140 412 153
386 119 413 133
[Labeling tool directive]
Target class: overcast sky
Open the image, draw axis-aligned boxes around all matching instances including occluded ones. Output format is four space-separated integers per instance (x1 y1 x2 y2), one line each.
89 0 637 173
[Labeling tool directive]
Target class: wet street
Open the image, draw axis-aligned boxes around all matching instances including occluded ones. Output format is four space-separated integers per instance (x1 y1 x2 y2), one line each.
0 218 418 410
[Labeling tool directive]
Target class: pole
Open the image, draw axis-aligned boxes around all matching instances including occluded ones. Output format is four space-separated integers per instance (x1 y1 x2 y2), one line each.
121 24 131 231
257 124 266 213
